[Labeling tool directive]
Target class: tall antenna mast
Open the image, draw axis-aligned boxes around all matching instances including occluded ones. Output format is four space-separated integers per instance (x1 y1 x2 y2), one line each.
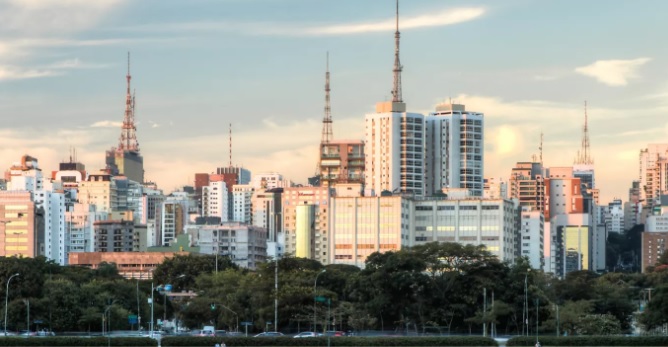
539 132 543 164
575 101 593 165
229 123 233 167
118 52 139 153
391 0 403 103
321 52 333 144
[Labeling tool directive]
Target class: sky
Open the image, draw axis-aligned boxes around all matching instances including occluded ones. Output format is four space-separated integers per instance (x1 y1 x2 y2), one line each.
1 0 668 203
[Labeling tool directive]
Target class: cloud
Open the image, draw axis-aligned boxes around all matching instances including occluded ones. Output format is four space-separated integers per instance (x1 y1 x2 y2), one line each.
124 6 486 37
575 58 651 86
0 65 60 80
91 121 122 128
303 7 486 36
1 0 124 35
45 58 110 69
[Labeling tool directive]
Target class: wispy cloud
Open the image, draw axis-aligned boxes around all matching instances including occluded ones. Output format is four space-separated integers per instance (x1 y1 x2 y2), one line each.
575 58 651 86
0 65 60 81
302 7 486 36
91 120 122 128
45 58 110 69
125 6 486 37
1 0 125 35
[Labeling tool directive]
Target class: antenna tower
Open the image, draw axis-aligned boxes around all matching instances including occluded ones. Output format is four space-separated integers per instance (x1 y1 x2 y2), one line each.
539 132 543 164
229 123 233 167
575 101 593 165
391 0 403 103
117 52 140 153
321 52 333 144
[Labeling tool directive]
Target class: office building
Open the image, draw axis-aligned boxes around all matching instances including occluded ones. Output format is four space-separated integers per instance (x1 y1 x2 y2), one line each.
0 191 36 258
188 222 268 269
425 103 485 197
509 162 546 213
282 186 329 264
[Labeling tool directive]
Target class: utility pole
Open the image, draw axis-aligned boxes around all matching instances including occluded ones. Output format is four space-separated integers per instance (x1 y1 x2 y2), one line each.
483 288 487 337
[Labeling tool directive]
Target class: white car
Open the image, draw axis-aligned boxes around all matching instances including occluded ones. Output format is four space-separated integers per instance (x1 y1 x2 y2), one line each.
294 332 319 338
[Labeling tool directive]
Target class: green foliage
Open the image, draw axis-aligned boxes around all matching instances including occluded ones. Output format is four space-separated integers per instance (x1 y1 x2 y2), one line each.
507 336 668 346
575 314 621 335
0 337 156 346
160 336 497 346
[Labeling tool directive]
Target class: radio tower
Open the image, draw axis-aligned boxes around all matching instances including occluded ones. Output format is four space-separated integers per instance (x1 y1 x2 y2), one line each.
575 101 593 165
321 52 333 144
391 0 403 103
118 52 139 153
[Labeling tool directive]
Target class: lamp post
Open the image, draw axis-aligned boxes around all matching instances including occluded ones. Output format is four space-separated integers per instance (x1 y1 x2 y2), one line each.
313 269 326 333
524 270 529 336
4 273 19 336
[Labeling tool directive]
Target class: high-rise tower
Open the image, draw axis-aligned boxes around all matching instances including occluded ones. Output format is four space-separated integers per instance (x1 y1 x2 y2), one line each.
322 52 333 145
364 0 424 196
106 52 144 183
574 101 593 166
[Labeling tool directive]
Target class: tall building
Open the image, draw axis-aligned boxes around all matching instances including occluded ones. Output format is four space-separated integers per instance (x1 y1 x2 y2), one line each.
329 195 408 267
320 140 365 187
624 180 642 230
604 199 624 234
364 0 424 197
106 54 144 184
484 177 507 200
202 180 229 222
425 103 485 197
232 184 254 223
544 167 584 220
639 144 668 219
519 207 544 270
211 167 251 220
252 188 283 258
79 171 118 213
250 172 289 190
509 162 546 213
282 186 329 264
5 155 43 191
0 191 36 258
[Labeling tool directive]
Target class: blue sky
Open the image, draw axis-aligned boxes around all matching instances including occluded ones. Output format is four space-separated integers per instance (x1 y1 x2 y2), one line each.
1 0 668 202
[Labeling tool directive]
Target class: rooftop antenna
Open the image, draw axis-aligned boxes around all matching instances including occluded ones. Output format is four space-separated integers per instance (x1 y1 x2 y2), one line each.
574 101 593 165
539 131 543 164
118 52 139 153
321 52 333 144
391 0 403 103
229 123 233 167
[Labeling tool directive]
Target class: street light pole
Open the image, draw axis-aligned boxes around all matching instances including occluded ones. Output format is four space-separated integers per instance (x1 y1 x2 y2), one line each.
4 273 19 336
274 257 278 333
313 269 326 333
524 272 528 336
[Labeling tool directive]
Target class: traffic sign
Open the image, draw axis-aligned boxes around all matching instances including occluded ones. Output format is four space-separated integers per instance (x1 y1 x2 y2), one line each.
240 321 253 326
128 315 138 324
315 296 327 302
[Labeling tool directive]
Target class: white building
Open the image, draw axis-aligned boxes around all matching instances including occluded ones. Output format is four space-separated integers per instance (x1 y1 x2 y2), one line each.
364 101 424 197
232 184 254 223
188 222 267 269
252 188 283 259
425 103 485 197
250 173 289 190
484 177 508 200
411 197 517 262
549 213 591 278
202 181 228 222
34 190 67 265
519 207 544 270
65 202 99 255
604 199 624 234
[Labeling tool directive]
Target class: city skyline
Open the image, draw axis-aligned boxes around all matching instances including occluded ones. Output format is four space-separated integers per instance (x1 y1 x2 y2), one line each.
2 0 668 202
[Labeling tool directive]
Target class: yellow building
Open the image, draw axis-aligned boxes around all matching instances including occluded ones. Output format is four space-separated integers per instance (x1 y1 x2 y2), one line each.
0 191 36 257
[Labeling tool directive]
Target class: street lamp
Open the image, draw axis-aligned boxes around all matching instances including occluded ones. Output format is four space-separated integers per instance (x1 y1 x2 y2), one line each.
524 270 530 336
4 273 19 336
313 269 326 333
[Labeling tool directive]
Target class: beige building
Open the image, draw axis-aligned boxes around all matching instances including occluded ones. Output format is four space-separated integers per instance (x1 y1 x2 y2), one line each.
69 251 188 279
79 171 117 213
329 195 409 267
0 191 36 257
282 186 330 264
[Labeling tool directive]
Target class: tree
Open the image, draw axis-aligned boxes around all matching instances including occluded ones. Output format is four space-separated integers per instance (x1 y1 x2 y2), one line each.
576 314 622 335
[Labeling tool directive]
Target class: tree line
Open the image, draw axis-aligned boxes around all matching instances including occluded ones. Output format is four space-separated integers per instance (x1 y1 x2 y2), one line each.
2 240 668 335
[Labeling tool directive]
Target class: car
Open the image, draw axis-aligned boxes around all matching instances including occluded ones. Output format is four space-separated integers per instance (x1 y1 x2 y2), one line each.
294 332 318 338
253 332 284 337
215 330 227 336
325 331 345 337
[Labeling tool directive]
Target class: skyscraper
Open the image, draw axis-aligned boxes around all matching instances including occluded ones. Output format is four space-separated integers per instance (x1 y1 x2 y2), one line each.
425 103 485 196
364 0 424 197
